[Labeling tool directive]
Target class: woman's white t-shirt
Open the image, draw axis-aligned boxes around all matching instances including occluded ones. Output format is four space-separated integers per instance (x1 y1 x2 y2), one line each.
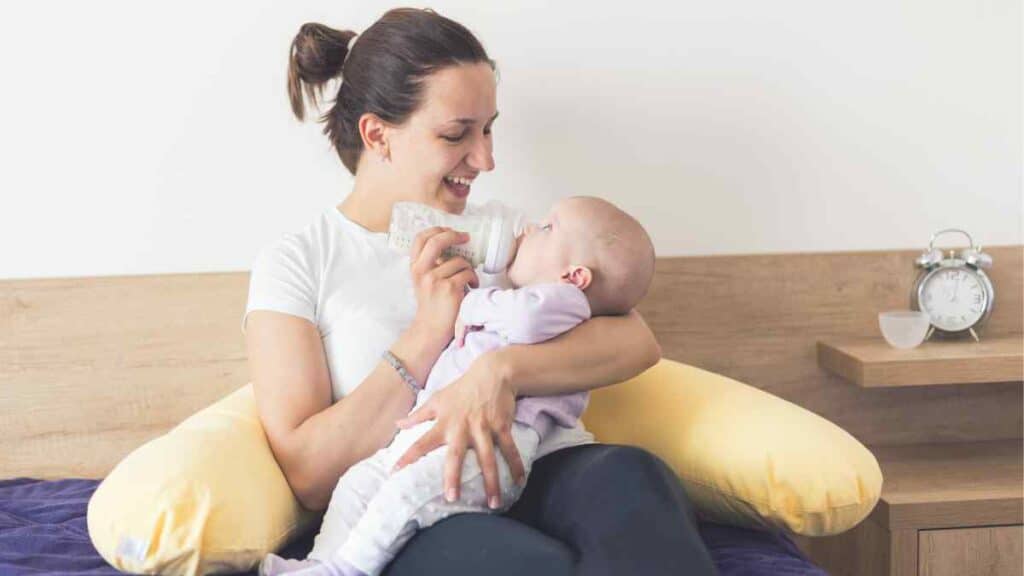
242 204 594 460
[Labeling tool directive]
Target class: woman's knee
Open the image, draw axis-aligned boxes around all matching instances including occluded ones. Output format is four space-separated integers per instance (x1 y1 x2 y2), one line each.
596 444 687 489
586 445 696 512
505 444 717 575
518 444 699 528
384 513 573 576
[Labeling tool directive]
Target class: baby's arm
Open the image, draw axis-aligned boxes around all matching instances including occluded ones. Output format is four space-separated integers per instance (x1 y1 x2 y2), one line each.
458 284 591 345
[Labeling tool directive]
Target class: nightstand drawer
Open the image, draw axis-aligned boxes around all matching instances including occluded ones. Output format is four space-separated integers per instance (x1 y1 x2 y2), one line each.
919 525 1022 576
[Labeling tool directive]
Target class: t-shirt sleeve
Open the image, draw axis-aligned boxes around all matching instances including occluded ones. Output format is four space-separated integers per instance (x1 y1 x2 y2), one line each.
241 233 319 335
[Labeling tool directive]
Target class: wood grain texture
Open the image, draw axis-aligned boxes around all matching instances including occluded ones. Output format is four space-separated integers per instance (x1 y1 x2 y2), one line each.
0 272 249 479
919 525 1023 576
891 529 919 576
793 520 922 576
818 334 1024 388
1 246 1021 480
795 437 1023 575
637 245 1023 447
866 440 1024 530
792 516 893 576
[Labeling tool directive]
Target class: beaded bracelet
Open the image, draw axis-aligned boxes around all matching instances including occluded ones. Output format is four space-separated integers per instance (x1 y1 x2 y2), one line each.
381 349 422 392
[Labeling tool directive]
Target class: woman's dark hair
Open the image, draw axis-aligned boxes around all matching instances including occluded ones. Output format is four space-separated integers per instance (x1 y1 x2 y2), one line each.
288 8 496 175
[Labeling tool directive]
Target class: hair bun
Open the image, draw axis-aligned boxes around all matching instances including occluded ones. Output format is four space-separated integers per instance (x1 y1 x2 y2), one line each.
288 22 357 121
292 23 354 83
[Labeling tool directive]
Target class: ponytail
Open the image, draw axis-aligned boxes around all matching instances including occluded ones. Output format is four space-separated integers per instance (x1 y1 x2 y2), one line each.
287 23 357 121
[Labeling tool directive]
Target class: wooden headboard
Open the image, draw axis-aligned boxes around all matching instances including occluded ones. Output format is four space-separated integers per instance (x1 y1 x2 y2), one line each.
2 246 1021 480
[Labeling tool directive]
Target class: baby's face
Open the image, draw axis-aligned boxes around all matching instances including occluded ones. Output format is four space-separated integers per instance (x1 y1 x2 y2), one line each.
507 199 582 287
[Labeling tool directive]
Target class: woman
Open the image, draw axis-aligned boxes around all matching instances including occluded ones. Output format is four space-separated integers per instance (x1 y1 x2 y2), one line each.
243 8 718 575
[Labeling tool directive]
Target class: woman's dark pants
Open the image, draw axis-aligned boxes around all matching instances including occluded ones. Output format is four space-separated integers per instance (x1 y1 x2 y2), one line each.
383 443 719 576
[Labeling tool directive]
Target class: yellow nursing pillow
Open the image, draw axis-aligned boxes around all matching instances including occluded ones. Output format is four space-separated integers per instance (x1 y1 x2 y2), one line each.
87 385 318 575
88 359 881 575
582 358 883 536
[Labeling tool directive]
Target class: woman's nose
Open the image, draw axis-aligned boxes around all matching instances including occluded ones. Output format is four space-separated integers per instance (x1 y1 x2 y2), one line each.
467 135 495 172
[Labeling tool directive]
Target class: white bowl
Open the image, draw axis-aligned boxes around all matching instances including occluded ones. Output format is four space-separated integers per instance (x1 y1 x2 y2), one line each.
878 310 931 349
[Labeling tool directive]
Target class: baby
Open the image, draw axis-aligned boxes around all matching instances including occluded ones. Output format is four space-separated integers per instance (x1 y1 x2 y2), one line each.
261 196 656 576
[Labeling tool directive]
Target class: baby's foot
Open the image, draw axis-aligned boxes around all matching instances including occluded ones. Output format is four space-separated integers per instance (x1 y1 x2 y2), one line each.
258 553 322 575
272 557 367 576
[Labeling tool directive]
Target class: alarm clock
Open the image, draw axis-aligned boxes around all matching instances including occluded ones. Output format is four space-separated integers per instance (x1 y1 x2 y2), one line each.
911 228 994 342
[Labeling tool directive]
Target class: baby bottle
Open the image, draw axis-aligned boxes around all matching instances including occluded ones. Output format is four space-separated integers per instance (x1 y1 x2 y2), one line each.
388 200 528 273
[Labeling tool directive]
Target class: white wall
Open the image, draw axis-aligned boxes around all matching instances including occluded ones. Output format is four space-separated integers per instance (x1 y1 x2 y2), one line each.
0 1 1019 280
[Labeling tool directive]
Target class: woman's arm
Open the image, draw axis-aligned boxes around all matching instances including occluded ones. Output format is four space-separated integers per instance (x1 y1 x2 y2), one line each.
496 308 662 396
391 308 660 505
246 311 445 511
247 227 477 511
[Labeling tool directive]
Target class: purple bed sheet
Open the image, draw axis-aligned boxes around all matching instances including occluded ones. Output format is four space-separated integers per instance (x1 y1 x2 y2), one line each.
0 477 827 575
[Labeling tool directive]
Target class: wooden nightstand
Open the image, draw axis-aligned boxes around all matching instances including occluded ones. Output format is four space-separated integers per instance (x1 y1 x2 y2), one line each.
800 335 1024 576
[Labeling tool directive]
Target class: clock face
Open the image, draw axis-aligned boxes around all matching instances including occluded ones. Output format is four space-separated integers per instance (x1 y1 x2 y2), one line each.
920 267 988 332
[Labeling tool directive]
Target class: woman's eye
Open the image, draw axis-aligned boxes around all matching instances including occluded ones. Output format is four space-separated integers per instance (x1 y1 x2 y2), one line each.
541 223 552 232
442 127 492 142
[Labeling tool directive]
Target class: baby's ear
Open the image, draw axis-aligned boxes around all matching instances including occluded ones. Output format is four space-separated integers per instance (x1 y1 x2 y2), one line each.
560 265 593 290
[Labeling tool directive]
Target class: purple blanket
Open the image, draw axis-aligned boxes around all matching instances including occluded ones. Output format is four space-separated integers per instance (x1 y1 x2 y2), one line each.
0 478 826 575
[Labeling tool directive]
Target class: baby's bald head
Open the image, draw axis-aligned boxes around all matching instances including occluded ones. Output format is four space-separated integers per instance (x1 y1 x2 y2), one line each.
559 196 655 316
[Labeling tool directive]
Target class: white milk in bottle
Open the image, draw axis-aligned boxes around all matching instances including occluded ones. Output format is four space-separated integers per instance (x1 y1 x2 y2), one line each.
388 200 528 273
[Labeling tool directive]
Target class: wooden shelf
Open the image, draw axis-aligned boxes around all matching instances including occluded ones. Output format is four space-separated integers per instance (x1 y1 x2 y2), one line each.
867 439 1024 531
798 439 1024 575
817 333 1023 388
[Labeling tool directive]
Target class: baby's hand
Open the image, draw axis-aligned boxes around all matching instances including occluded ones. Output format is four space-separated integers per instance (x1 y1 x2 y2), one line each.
454 317 483 348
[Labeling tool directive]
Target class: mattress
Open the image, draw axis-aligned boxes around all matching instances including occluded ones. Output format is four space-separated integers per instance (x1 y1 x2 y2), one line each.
0 477 827 575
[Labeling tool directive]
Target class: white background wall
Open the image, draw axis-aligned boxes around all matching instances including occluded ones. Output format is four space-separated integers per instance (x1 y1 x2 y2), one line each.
0 1 1020 280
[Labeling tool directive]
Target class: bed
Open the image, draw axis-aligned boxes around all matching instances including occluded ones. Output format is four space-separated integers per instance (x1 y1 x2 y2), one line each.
2 245 1021 574
0 477 824 575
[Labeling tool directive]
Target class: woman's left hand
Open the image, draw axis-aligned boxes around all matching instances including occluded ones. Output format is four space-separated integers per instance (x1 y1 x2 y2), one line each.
391 350 526 510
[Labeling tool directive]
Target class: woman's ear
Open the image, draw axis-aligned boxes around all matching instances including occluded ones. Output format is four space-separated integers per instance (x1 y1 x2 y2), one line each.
560 265 593 290
358 112 391 162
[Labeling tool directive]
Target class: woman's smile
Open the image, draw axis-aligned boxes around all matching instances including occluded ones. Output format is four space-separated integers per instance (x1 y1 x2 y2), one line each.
442 175 473 199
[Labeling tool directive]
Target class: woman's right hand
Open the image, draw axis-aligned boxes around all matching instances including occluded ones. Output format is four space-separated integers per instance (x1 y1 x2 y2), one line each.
409 227 479 344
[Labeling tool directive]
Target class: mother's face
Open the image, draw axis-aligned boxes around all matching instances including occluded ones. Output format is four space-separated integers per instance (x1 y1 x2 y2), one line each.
387 62 498 214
